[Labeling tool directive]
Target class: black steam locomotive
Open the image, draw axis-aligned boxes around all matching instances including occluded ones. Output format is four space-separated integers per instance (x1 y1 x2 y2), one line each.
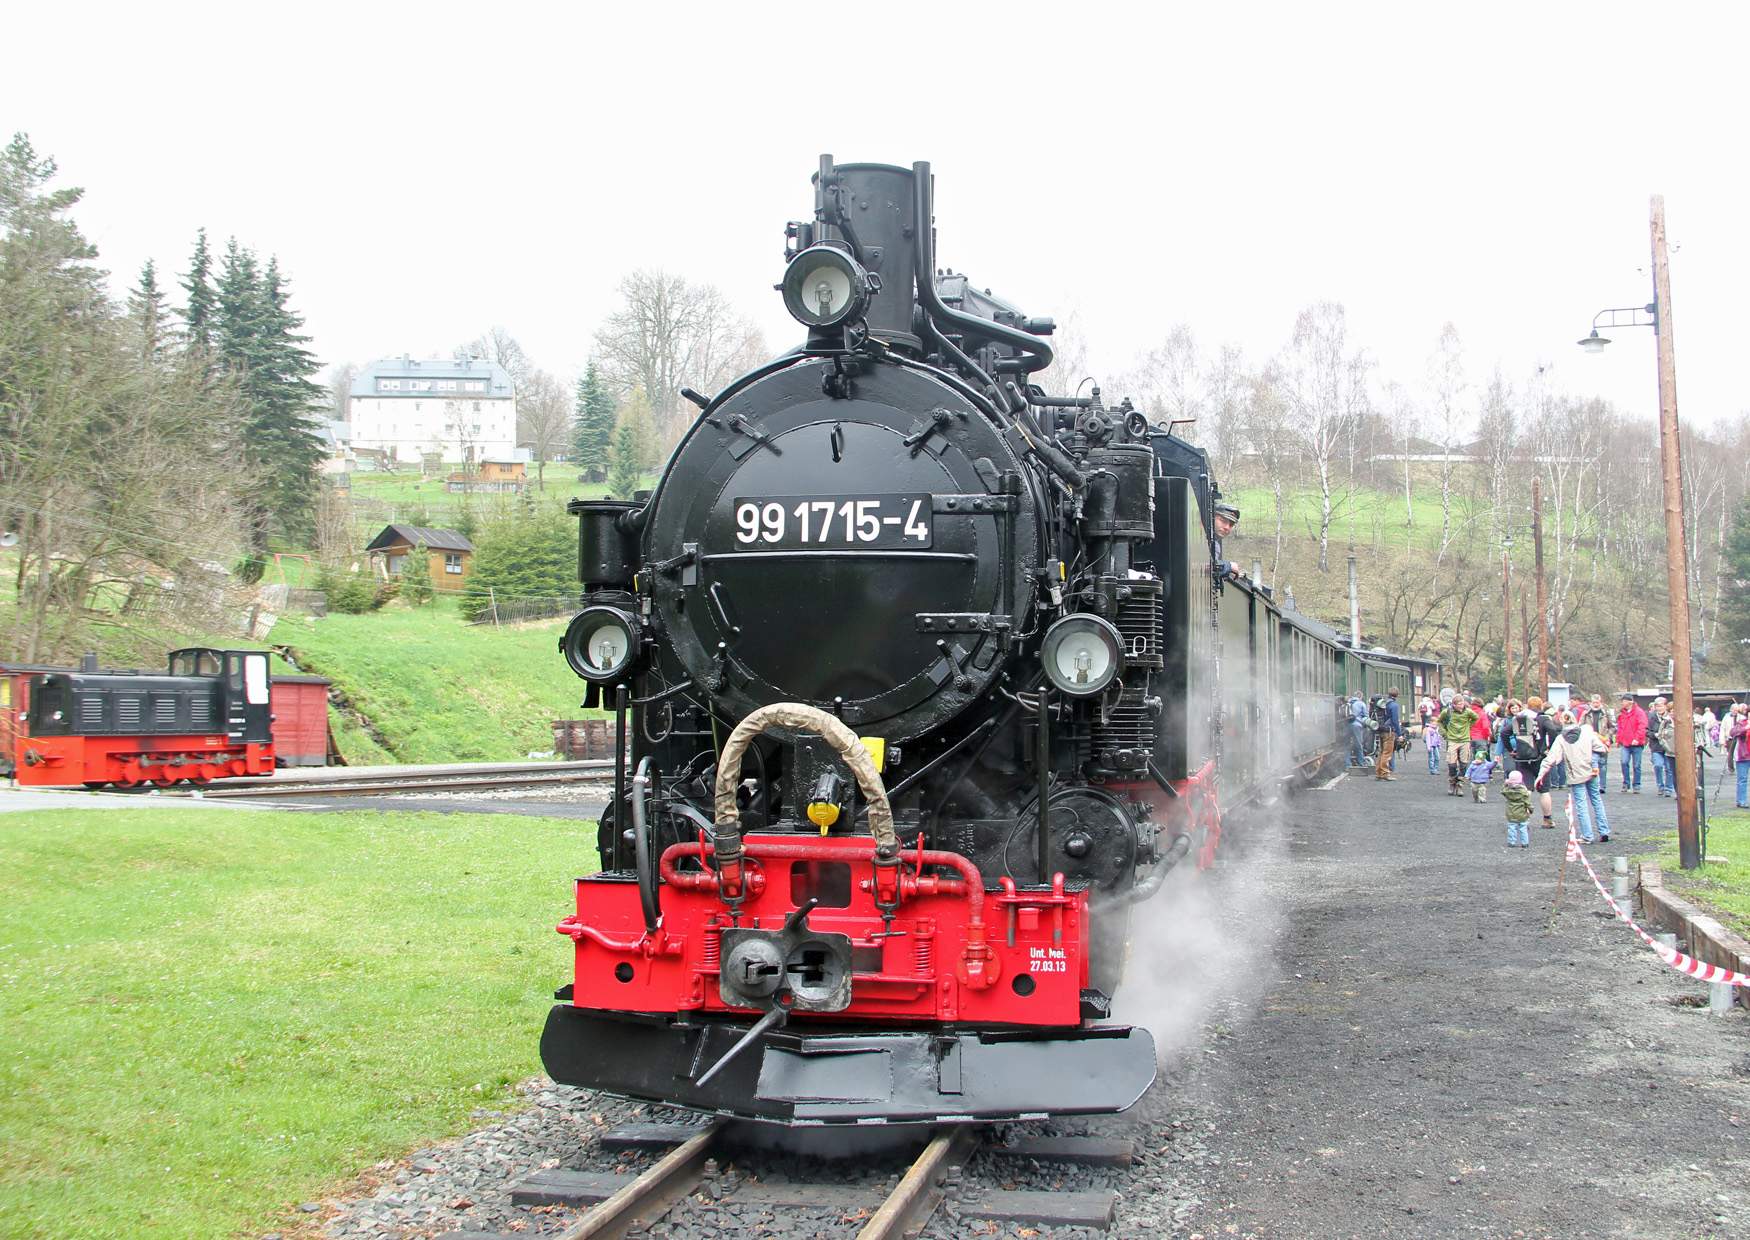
539 157 1354 1125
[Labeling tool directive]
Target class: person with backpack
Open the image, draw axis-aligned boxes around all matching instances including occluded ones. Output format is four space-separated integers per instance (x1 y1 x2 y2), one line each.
1504 698 1532 778
1613 693 1647 792
1536 709 1611 844
1438 695 1479 796
1374 687 1403 781
1515 696 1560 829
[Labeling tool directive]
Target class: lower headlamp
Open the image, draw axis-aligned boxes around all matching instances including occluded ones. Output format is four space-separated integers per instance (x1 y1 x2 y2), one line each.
561 605 641 684
1041 614 1125 698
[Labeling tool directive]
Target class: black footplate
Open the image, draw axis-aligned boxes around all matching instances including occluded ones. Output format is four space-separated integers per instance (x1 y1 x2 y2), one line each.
539 1006 1157 1126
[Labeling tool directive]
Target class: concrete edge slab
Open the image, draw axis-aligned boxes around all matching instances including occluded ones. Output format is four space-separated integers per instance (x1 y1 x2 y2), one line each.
1637 862 1750 1010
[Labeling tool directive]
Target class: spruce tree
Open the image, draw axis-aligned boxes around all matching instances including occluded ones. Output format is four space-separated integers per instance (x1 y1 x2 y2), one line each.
254 256 325 543
179 228 215 355
607 417 642 499
572 360 617 481
605 387 660 498
215 237 265 375
208 240 324 548
127 259 167 364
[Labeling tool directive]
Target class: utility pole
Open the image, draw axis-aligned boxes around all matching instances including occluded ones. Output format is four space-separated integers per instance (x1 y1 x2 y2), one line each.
1347 551 1361 647
1520 595 1531 693
1652 194 1699 870
1553 602 1564 688
1501 536 1514 699
1533 475 1548 695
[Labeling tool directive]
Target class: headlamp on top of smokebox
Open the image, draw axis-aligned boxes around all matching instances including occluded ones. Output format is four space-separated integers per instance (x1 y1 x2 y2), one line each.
1040 614 1125 698
561 604 641 686
781 244 871 330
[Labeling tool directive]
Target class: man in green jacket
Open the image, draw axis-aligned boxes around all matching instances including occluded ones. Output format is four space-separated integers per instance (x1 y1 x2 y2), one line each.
1438 695 1479 797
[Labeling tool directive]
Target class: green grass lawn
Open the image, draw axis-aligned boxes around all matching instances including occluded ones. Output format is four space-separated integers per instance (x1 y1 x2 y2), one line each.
0 806 593 1240
270 598 597 764
1657 806 1750 939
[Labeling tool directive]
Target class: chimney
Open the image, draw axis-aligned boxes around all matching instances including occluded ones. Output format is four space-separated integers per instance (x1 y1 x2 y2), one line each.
1347 552 1361 647
80 652 98 673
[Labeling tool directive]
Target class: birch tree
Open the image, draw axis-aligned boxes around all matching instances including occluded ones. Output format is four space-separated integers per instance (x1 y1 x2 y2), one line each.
1426 323 1467 563
1278 303 1369 572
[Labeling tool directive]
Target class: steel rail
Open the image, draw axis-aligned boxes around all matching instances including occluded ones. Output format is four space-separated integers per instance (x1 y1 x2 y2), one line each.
857 1125 978 1239
556 1122 721 1240
175 771 613 799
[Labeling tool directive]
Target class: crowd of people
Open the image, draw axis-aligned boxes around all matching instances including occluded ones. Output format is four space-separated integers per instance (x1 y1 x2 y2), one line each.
1345 686 1750 850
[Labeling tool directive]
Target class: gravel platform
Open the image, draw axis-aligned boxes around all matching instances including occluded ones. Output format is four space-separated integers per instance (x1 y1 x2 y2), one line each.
299 766 1747 1239
1163 768 1750 1239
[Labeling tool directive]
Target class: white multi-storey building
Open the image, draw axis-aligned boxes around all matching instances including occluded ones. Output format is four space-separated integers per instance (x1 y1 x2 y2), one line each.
349 356 518 464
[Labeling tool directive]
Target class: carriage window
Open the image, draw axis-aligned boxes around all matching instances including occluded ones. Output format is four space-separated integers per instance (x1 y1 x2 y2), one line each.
244 654 269 705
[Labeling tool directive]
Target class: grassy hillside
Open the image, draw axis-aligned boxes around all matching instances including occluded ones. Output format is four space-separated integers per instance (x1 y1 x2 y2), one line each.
272 598 594 764
1218 471 1717 696
1224 482 1504 555
0 805 590 1239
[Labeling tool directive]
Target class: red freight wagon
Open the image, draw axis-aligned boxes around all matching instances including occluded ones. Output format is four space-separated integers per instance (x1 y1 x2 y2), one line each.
269 675 334 767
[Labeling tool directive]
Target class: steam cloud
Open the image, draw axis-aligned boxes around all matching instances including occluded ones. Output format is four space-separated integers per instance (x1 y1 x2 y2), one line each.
1113 807 1290 1061
1119 599 1296 1064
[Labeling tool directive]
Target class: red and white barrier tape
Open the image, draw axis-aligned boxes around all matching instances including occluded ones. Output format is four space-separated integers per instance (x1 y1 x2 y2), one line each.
1566 801 1750 988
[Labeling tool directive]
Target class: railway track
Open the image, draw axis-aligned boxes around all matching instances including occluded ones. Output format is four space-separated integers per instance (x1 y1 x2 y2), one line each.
438 1118 1127 1240
169 762 613 800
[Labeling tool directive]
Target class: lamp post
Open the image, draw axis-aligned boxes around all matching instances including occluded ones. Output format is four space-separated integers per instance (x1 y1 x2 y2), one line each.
1578 194 1698 870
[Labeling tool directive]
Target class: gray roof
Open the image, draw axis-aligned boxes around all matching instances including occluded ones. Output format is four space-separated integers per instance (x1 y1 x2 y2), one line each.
364 524 475 554
350 355 516 399
1281 605 1343 646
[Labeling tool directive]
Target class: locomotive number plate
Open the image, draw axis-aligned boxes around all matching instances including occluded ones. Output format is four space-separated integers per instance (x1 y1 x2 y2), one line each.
732 494 933 550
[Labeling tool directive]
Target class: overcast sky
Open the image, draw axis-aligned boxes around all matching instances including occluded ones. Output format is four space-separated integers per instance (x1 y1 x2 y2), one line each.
5 2 1746 429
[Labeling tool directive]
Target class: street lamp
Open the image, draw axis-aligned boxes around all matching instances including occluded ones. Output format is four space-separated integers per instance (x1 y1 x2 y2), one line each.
1575 304 1655 353
1576 197 1698 869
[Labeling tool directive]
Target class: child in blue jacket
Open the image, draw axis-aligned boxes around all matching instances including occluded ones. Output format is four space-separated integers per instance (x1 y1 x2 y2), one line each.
1466 752 1496 802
